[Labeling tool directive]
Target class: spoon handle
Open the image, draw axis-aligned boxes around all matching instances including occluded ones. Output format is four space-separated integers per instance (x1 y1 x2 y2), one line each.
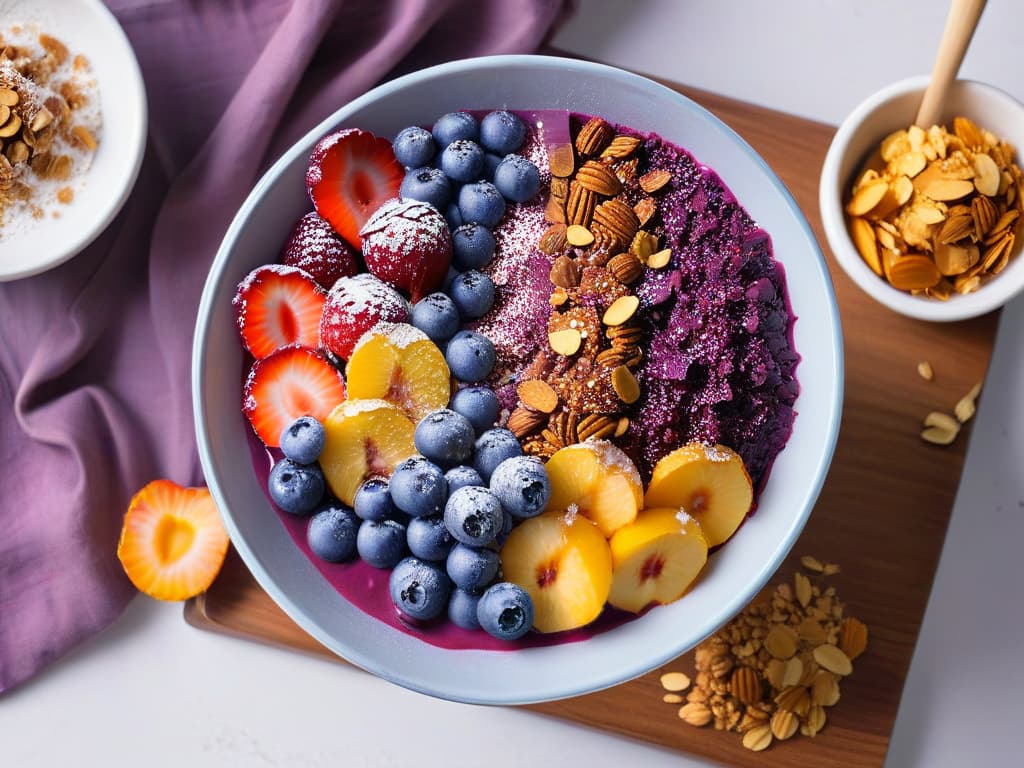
915 0 987 127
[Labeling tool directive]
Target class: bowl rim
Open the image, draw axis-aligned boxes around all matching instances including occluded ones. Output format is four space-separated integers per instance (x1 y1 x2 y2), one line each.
193 53 844 704
0 0 148 282
819 75 1024 322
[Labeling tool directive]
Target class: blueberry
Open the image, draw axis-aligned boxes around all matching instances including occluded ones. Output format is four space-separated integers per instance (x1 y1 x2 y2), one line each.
268 458 324 516
482 153 503 182
356 518 407 568
442 265 460 292
446 543 499 591
445 202 463 231
439 139 484 184
493 154 540 203
472 428 522 482
411 292 460 343
497 508 514 545
306 503 360 562
477 582 534 641
489 455 551 519
389 456 447 517
413 408 475 468
389 557 451 621
444 486 504 546
445 330 496 382
480 110 527 155
406 515 455 561
447 588 482 630
445 465 485 495
393 126 436 168
451 223 496 271
353 477 397 521
449 385 500 434
278 416 326 465
449 270 495 320
400 166 451 211
458 181 506 228
432 111 479 147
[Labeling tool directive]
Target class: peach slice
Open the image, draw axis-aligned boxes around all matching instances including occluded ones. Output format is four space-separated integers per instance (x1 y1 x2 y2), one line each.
319 398 417 505
543 441 642 536
345 322 450 422
644 443 753 547
500 511 612 633
607 507 708 613
117 480 229 601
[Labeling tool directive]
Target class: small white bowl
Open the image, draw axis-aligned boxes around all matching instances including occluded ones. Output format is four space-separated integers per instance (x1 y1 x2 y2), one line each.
194 55 843 704
820 76 1024 321
0 0 146 281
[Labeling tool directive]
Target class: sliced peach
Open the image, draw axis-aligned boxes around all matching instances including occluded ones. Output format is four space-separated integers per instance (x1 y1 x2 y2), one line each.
543 441 642 536
644 443 753 547
345 322 450 422
320 398 417 505
500 511 612 633
608 507 708 613
117 480 229 601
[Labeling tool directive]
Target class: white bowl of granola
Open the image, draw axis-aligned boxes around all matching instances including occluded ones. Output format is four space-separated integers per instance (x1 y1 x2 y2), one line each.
0 0 146 281
820 76 1024 321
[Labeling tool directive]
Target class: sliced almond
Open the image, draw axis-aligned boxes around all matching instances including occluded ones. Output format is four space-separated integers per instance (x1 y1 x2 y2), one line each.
887 254 941 291
782 656 804 688
741 724 772 752
0 88 17 107
811 670 841 706
893 174 914 205
917 361 934 381
660 671 691 692
847 178 888 216
954 393 977 423
916 176 975 202
812 644 852 676
614 416 629 437
801 554 824 572
662 693 683 704
549 143 575 177
973 152 1000 196
565 224 594 247
921 411 960 445
0 104 8 126
0 112 21 138
517 379 559 414
893 150 927 178
646 248 671 269
850 217 882 275
794 571 812 607
602 295 639 326
933 241 977 276
548 328 582 356
764 625 798 659
611 365 640 404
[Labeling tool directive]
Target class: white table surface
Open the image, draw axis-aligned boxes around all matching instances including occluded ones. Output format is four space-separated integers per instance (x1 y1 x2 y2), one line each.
5 2 1023 765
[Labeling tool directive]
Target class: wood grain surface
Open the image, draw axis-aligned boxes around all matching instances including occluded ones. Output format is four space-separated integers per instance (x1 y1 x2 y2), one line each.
185 78 999 767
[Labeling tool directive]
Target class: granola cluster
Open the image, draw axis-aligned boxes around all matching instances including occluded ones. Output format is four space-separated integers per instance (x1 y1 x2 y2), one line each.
665 558 868 751
0 26 100 230
506 117 676 458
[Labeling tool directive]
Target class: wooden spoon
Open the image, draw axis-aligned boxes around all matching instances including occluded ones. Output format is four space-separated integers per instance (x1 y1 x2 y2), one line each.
915 0 988 127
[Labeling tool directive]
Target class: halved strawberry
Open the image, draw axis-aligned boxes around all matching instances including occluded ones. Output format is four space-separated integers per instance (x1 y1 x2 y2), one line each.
243 344 346 446
306 128 403 249
117 480 229 601
233 264 326 360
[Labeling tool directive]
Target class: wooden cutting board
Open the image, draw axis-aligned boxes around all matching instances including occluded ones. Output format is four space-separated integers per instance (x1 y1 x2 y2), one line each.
185 78 999 767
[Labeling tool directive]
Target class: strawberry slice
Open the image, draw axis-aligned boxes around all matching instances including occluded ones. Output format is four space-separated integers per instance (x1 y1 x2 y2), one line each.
233 264 326 359
243 344 346 447
117 480 229 601
306 128 403 249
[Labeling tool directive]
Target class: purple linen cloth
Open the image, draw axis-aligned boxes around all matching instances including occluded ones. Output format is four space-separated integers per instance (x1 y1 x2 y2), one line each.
0 0 573 694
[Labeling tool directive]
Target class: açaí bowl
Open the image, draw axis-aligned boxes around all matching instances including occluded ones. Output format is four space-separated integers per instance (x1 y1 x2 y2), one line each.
192 55 843 705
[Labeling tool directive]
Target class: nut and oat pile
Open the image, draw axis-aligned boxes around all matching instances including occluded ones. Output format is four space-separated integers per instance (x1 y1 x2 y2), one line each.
506 117 674 457
846 116 1022 299
663 558 868 752
0 25 100 232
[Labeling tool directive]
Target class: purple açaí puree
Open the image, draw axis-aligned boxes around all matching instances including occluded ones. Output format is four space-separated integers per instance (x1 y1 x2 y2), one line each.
248 109 799 650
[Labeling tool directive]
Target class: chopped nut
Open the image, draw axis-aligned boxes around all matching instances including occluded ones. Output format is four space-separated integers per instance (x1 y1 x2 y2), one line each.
639 168 671 194
917 361 934 381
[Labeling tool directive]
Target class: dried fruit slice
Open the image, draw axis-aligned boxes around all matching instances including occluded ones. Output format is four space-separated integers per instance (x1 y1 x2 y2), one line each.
644 443 753 547
607 507 708 613
544 441 642 536
500 511 612 633
345 322 450 422
319 399 417 505
117 480 229 601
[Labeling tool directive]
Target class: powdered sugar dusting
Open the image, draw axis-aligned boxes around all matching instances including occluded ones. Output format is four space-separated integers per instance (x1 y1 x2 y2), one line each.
321 273 410 330
337 398 398 418
350 320 427 355
585 440 642 486
675 509 693 526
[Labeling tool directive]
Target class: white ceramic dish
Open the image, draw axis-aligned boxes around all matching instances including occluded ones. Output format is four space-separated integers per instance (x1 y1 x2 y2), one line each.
0 0 146 281
193 55 843 705
820 76 1024 321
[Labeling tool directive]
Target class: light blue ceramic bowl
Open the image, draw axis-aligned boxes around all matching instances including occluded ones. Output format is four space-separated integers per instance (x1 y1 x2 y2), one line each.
193 55 843 705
